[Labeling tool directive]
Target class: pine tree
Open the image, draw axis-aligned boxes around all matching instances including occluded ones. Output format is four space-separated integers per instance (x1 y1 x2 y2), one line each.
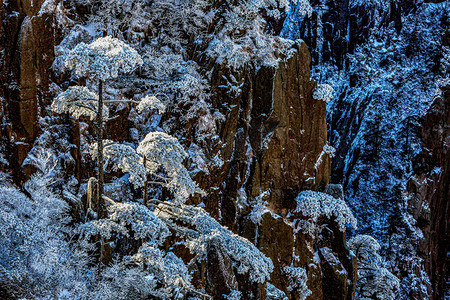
348 235 400 300
52 36 158 266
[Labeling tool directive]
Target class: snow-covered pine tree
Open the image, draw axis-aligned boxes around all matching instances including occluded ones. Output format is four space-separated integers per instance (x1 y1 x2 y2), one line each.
52 36 161 218
76 108 273 299
348 234 400 300
52 36 170 267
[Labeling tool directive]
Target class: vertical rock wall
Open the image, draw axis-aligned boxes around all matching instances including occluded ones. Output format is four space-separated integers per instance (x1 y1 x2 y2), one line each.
193 42 354 299
408 83 449 300
282 1 449 299
199 42 330 225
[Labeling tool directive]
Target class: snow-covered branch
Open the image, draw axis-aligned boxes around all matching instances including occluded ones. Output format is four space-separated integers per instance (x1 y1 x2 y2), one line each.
52 86 109 120
137 132 204 202
294 190 357 232
65 36 143 80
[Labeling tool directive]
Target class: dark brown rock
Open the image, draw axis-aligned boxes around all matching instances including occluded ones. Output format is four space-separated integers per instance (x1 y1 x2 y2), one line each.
250 42 330 212
1 0 67 169
199 42 330 229
206 239 238 299
258 212 294 293
410 81 449 300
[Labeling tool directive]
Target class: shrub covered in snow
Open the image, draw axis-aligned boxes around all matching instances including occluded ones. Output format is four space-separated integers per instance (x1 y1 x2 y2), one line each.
266 282 288 300
155 204 274 283
312 83 334 103
136 95 166 114
137 131 204 202
294 190 357 232
80 202 170 243
348 235 400 300
90 141 146 188
282 266 311 299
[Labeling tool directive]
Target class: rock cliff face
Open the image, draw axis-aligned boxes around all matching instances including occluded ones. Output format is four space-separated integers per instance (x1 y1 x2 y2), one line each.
282 1 449 299
0 0 67 179
198 43 330 224
408 82 449 300
193 43 354 299
0 1 356 299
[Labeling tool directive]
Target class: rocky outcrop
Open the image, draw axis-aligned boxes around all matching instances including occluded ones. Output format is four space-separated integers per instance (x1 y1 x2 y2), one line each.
205 240 239 298
250 44 330 209
0 0 81 187
408 81 449 300
0 0 68 173
283 2 448 299
189 42 354 299
256 212 356 300
197 42 330 226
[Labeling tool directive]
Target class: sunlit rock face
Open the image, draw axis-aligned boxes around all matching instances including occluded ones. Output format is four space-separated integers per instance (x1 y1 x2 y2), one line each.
197 42 330 224
0 0 70 182
188 42 354 299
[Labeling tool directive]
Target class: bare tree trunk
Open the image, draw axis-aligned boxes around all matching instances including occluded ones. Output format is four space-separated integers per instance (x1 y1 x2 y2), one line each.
97 80 105 219
96 79 112 270
87 177 98 219
143 155 148 206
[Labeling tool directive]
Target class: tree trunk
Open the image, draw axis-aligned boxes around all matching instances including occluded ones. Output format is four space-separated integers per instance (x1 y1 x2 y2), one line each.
87 177 98 219
143 155 148 206
96 79 112 269
96 80 105 219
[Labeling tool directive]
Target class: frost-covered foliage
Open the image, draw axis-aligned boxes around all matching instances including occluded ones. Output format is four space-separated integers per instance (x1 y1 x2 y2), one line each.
137 95 166 114
202 0 311 69
0 155 91 299
83 0 147 38
282 266 311 299
65 36 143 80
348 235 381 262
68 0 311 72
156 204 274 283
348 235 400 300
294 191 357 232
312 83 334 103
89 131 203 202
91 141 147 188
137 45 211 121
207 34 294 70
128 243 194 299
266 282 288 300
53 25 92 75
76 199 199 298
245 190 271 224
79 211 195 299
51 86 107 120
224 290 242 300
137 131 204 202
80 202 170 242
